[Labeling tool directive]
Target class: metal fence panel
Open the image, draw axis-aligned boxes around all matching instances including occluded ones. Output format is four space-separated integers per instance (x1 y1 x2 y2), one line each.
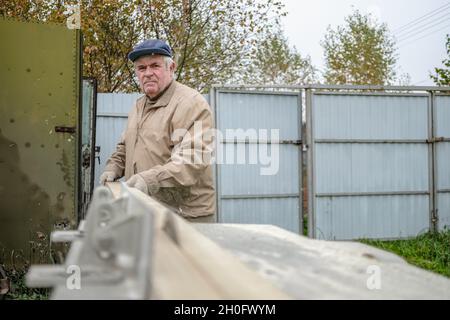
220 144 299 195
315 144 429 193
314 93 429 139
435 95 450 231
315 195 430 240
310 92 430 240
98 93 142 114
221 198 300 233
215 90 302 233
217 91 299 140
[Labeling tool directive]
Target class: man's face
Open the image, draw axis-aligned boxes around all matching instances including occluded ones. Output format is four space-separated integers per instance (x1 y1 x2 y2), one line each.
134 55 175 98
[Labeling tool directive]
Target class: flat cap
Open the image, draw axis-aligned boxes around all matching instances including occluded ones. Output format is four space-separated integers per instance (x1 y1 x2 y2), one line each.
128 39 173 62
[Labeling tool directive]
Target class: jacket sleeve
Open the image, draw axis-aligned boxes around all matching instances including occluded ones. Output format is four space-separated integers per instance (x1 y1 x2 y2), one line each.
139 94 214 188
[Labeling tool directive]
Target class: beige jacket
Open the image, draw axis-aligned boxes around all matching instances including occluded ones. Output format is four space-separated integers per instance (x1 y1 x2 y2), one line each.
104 81 216 217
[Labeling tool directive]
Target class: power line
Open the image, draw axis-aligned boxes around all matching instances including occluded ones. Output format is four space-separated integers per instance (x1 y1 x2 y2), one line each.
395 7 450 37
398 22 450 45
398 23 450 48
393 2 450 33
397 14 450 43
395 12 450 40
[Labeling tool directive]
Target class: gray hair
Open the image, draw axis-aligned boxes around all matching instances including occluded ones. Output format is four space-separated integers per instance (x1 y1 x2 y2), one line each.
163 56 174 67
164 56 175 78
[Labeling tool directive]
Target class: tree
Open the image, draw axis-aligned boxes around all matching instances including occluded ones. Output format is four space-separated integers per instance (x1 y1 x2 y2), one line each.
240 30 317 85
136 0 286 92
431 34 450 86
1 0 144 92
321 10 397 85
1 0 286 92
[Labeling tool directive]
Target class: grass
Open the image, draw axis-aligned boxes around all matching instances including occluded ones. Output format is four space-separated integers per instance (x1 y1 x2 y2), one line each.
360 230 450 278
1 234 68 300
303 215 308 236
2 268 49 300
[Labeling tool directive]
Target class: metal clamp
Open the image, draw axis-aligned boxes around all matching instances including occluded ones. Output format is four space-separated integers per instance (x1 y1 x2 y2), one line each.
26 183 154 299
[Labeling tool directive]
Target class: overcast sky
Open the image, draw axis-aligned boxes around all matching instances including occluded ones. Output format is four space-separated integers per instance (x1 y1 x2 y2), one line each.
281 0 450 85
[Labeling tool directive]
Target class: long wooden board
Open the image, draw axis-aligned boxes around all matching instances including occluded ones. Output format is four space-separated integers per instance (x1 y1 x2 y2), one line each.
106 182 290 299
194 224 450 299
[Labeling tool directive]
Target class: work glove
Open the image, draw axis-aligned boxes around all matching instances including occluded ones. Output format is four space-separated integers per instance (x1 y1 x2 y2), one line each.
126 173 159 195
99 171 118 185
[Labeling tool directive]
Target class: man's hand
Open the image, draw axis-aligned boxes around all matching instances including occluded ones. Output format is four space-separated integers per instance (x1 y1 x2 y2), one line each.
126 173 159 195
99 171 118 185
126 174 148 194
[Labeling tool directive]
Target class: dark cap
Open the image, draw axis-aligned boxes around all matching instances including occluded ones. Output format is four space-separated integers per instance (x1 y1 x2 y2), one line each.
128 39 173 62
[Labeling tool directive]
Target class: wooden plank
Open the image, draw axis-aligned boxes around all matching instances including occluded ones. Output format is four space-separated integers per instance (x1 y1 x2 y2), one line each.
195 224 450 299
168 214 290 299
151 229 223 299
105 182 290 299
105 181 121 199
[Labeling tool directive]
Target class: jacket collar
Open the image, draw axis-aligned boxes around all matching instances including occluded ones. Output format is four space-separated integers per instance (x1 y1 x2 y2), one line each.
145 80 177 109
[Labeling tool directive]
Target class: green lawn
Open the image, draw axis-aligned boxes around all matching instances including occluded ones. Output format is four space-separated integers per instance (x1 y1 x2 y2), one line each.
2 269 49 300
360 230 450 278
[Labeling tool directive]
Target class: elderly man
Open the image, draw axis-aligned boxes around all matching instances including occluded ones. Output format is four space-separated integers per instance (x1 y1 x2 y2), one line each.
99 39 216 222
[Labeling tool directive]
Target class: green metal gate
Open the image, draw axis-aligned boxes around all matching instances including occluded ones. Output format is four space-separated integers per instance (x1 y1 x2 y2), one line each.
0 18 81 267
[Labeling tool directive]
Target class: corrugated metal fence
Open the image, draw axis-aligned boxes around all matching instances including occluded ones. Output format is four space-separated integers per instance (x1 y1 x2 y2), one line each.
308 92 430 240
306 88 450 240
94 85 450 240
211 89 302 233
